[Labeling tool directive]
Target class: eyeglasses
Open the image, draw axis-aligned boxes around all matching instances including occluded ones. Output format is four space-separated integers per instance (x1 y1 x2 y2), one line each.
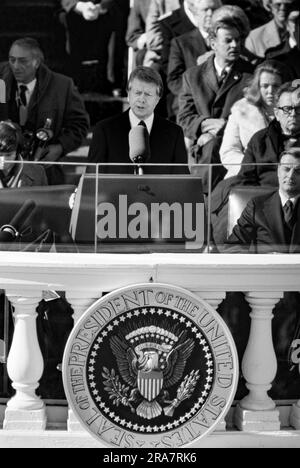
277 106 300 115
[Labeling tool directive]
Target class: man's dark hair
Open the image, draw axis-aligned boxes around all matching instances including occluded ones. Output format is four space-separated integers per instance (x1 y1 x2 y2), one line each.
9 37 44 62
275 81 300 105
279 147 300 162
127 66 164 98
209 5 250 41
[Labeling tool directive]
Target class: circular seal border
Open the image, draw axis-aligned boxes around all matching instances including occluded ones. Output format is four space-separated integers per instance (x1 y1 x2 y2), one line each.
63 283 239 448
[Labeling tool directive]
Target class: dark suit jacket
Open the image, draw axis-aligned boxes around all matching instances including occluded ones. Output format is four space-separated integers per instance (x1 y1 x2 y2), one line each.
88 110 188 174
160 7 195 74
177 56 254 140
237 119 287 187
226 191 300 253
167 28 209 97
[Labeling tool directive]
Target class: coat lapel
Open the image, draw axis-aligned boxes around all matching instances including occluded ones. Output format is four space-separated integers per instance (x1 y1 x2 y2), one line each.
204 56 219 94
215 61 243 102
261 192 286 247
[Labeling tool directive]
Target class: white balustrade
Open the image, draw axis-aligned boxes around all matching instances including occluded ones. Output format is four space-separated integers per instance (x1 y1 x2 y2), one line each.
0 252 298 441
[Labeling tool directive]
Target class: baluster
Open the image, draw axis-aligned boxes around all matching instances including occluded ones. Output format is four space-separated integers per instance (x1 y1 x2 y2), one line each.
235 291 283 431
3 289 46 430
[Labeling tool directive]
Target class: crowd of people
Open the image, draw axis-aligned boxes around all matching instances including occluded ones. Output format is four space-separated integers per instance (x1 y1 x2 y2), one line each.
0 0 299 253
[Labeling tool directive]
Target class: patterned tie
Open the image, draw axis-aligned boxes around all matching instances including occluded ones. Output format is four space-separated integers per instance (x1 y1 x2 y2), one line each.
218 69 228 86
19 84 27 107
283 200 295 230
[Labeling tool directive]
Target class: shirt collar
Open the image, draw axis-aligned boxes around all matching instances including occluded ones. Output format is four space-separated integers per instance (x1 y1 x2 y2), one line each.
183 1 198 27
129 109 154 134
18 78 37 94
213 58 231 78
279 190 299 208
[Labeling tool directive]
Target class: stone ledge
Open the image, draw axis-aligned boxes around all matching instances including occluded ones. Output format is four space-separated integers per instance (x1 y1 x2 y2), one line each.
0 428 300 448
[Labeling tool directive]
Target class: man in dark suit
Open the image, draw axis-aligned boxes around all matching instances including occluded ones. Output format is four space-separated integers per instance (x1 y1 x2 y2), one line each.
60 0 130 94
226 148 300 253
88 66 188 174
177 9 254 191
167 0 222 114
1 37 89 184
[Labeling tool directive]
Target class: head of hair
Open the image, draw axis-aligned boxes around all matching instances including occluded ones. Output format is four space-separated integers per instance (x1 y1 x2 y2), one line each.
10 37 44 63
244 60 286 107
275 80 300 106
0 121 23 153
209 5 250 41
127 66 164 98
279 147 300 162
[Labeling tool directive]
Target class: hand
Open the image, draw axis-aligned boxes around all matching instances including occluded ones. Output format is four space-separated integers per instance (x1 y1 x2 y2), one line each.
143 50 161 67
137 33 147 50
201 118 226 136
197 132 214 147
75 1 106 21
38 144 63 168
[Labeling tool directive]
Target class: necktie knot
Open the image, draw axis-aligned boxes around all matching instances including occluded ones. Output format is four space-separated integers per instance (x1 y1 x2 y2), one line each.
283 199 295 230
138 120 147 128
19 85 28 106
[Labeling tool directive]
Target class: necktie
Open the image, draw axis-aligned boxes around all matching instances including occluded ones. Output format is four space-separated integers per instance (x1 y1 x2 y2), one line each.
19 85 27 107
138 120 147 128
283 200 295 230
218 69 228 86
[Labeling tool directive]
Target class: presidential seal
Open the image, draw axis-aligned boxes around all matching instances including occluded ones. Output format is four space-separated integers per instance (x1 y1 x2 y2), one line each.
63 284 238 448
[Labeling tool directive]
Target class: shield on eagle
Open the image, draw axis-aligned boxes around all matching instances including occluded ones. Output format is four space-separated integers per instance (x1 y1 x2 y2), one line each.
137 370 163 401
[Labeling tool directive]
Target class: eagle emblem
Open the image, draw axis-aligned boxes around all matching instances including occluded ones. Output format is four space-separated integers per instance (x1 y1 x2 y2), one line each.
105 322 197 420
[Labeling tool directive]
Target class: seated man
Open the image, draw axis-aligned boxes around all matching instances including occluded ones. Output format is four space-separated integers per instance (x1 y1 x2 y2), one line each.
225 148 300 253
0 120 47 188
245 0 298 58
88 66 188 174
177 7 254 191
0 37 89 184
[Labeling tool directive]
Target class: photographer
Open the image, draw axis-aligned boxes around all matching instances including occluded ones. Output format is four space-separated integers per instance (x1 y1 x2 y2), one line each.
0 37 89 184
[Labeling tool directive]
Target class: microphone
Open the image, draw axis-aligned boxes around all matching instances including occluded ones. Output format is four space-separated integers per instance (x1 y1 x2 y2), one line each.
0 199 36 242
129 126 150 175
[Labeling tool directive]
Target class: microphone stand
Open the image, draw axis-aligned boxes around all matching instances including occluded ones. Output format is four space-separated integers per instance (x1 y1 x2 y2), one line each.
133 156 144 175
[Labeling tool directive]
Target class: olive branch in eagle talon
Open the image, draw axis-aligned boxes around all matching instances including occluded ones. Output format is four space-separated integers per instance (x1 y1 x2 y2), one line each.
164 369 201 417
102 367 137 412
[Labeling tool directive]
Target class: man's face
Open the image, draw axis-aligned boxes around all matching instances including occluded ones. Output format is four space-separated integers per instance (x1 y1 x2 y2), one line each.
128 78 160 120
9 45 39 84
278 153 300 198
270 0 296 27
275 92 300 136
211 27 241 65
196 0 222 32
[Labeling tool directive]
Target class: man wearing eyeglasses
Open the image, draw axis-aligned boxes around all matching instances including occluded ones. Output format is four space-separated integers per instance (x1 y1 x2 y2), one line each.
236 80 300 188
245 0 299 58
